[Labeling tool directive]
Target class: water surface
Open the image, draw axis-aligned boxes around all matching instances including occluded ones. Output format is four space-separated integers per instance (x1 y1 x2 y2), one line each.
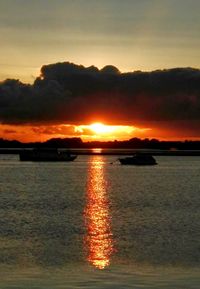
0 154 200 288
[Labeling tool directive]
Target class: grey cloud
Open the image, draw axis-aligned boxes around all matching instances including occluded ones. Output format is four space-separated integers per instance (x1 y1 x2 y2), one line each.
0 62 200 125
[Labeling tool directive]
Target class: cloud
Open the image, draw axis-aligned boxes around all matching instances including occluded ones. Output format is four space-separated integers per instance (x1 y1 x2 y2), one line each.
0 62 200 128
31 124 94 137
3 129 16 134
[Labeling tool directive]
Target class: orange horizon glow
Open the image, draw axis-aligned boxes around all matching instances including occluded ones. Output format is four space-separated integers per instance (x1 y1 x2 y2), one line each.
0 122 200 142
75 122 150 141
0 122 145 142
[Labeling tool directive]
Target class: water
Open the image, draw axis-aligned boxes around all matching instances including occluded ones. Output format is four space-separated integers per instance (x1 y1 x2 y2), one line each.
0 154 200 288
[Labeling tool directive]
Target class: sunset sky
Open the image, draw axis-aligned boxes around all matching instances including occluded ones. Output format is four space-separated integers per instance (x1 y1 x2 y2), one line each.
0 0 200 142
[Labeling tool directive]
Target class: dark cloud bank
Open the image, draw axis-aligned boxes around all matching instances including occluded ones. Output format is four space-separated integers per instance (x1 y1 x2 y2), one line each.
1 62 200 129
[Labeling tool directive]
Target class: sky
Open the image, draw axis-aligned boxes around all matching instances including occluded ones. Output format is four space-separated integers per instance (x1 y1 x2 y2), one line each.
0 0 200 142
1 0 200 82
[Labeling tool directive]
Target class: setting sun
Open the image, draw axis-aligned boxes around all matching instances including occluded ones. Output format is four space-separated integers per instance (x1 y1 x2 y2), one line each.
75 122 141 141
90 123 116 134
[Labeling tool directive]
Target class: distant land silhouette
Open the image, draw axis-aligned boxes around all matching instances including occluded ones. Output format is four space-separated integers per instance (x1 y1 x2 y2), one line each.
0 137 200 151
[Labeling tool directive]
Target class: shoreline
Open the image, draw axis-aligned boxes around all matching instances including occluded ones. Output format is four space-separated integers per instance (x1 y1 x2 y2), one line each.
1 148 200 156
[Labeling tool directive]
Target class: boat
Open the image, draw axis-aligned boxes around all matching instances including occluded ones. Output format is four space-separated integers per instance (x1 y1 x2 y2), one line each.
118 153 157 165
19 148 77 162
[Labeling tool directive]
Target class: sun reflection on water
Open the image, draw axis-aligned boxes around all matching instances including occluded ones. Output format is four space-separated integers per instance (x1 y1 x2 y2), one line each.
84 156 114 269
92 148 102 154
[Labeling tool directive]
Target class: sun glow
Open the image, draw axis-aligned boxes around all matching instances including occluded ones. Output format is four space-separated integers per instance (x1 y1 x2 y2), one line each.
74 122 150 141
89 122 135 136
0 123 151 142
90 122 116 134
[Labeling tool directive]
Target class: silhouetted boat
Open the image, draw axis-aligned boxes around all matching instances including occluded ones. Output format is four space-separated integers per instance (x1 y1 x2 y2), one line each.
119 153 157 165
19 148 77 162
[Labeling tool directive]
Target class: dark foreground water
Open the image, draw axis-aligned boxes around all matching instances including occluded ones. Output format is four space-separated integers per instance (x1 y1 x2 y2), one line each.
0 154 200 288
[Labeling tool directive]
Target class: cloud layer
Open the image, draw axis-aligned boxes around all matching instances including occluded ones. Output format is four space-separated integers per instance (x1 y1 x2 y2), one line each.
0 62 200 127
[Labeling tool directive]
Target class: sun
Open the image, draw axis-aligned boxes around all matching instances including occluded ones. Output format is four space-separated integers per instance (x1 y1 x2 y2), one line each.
90 122 115 134
74 122 147 141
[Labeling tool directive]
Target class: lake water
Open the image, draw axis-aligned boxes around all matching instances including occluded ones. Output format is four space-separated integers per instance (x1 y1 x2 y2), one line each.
0 154 200 288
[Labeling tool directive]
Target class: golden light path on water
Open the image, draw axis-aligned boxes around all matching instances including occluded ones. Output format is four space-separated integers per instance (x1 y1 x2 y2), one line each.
84 156 114 269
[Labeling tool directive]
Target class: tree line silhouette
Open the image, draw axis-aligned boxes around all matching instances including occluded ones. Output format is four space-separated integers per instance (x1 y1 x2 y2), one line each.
0 137 200 150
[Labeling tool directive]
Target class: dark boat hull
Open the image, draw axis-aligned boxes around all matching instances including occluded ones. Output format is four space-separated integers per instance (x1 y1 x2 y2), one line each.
119 155 157 165
19 150 77 162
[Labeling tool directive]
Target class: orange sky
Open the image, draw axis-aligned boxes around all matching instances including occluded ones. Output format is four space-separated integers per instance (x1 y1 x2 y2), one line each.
1 122 199 143
0 123 149 142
